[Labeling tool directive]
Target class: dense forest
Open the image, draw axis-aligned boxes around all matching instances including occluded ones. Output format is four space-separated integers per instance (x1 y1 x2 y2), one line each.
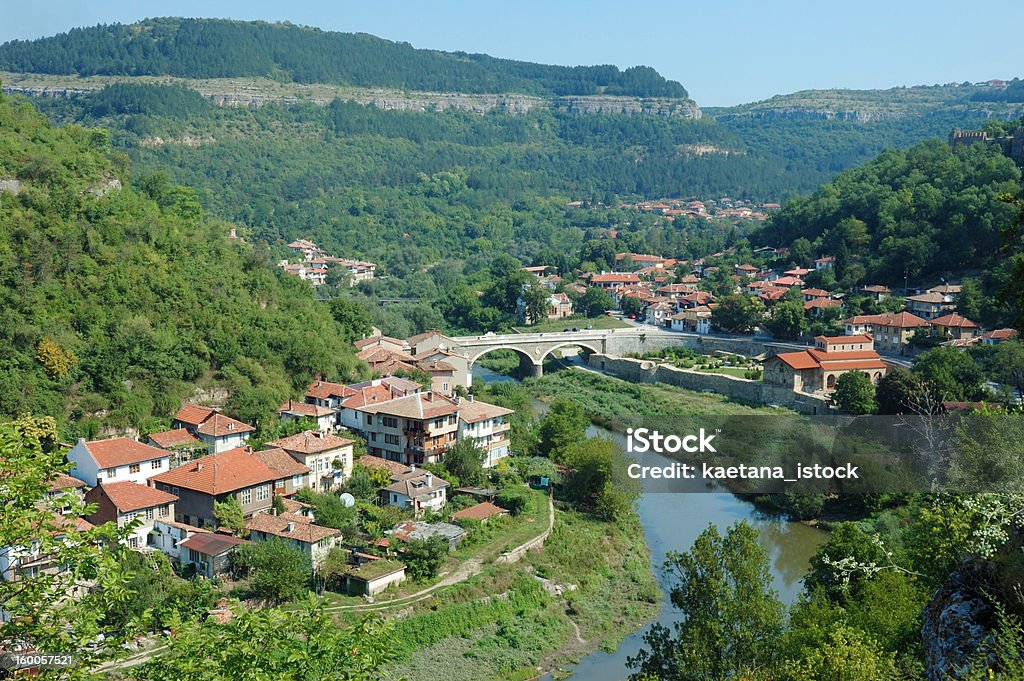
0 91 365 435
757 140 1022 283
0 18 689 98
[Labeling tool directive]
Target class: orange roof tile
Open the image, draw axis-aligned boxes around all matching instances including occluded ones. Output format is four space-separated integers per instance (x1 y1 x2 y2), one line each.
148 428 202 449
266 430 353 455
92 481 178 512
82 437 168 468
150 447 279 495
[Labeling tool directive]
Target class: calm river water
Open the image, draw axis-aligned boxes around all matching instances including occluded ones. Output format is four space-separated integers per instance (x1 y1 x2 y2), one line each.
473 365 826 681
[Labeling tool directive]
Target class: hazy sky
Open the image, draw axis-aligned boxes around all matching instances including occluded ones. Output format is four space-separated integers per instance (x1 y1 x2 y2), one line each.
1 0 1022 106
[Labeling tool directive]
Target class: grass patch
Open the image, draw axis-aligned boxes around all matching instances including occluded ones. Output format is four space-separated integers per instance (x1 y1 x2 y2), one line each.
525 367 788 426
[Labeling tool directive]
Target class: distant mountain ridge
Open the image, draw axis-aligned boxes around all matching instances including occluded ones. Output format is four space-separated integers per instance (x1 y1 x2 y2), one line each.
0 17 690 100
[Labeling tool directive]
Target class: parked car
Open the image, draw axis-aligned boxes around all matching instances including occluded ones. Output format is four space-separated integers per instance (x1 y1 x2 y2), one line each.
584 324 593 329
571 327 580 332
628 314 636 319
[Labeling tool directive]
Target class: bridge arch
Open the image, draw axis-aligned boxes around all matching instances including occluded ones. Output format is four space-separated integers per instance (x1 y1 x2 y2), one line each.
538 340 603 365
468 345 543 379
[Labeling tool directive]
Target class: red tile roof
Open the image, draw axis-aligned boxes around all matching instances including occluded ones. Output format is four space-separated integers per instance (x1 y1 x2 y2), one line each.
277 401 336 418
591 273 642 284
246 513 340 544
305 380 356 401
173 404 217 427
254 448 311 477
148 428 202 449
802 288 832 298
930 313 979 329
773 351 820 370
94 481 178 512
357 455 410 477
196 413 255 437
48 472 86 492
356 392 459 420
82 437 168 468
803 298 841 310
266 431 353 455
451 501 508 521
179 533 249 556
150 447 280 495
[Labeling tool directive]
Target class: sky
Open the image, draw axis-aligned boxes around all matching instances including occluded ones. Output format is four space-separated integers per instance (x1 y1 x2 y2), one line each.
1 0 1022 107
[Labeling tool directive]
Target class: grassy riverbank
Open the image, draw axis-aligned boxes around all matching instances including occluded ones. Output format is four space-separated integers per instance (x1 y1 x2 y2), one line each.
379 505 659 681
524 366 787 427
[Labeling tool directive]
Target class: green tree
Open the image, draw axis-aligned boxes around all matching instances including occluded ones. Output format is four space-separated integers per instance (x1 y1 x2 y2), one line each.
780 625 899 681
537 398 589 460
0 421 138 670
233 538 311 602
766 299 806 340
875 366 925 415
629 521 784 680
403 536 449 581
562 437 636 520
619 294 645 318
294 489 357 531
576 286 615 317
521 282 552 324
803 522 893 601
136 596 396 680
214 495 247 536
912 346 985 402
443 437 487 486
832 371 877 414
329 297 373 343
711 294 765 334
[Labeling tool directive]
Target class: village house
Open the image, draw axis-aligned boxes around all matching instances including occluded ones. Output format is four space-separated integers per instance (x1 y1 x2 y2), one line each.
357 345 417 373
905 291 956 320
670 306 713 334
150 446 280 528
254 447 311 497
245 513 341 568
266 430 355 491
149 518 209 561
147 428 208 468
172 404 254 454
383 467 450 516
590 272 643 289
411 347 472 390
356 391 460 466
859 284 892 302
843 312 929 355
929 313 980 342
179 533 249 579
417 358 458 395
46 473 86 514
457 396 513 467
814 257 835 270
645 301 675 326
354 335 408 354
451 501 508 524
304 380 356 419
763 335 887 393
277 400 337 432
979 328 1020 345
332 553 407 596
66 437 171 487
84 481 178 550
803 298 842 317
388 520 466 551
1 514 94 584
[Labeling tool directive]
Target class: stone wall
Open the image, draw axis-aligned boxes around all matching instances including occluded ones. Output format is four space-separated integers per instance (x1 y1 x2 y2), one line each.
587 354 834 415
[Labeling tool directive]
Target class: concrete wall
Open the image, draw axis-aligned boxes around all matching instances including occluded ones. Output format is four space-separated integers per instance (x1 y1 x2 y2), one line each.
587 354 834 415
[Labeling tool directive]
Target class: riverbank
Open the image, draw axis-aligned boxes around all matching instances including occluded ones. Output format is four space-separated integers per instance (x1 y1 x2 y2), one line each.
376 503 659 681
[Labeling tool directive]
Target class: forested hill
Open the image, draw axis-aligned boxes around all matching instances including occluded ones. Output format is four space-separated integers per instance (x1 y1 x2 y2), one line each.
0 92 364 436
756 140 1023 325
0 18 688 99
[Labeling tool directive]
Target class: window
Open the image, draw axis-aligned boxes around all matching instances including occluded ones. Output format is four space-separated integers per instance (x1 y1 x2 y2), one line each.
256 486 269 502
369 432 377 442
189 548 202 563
382 416 398 428
145 508 154 520
158 505 169 518
103 468 115 479
171 486 180 497
292 474 303 485
123 511 137 523
128 537 139 549
432 419 443 429
239 489 252 505
129 463 141 474
151 459 163 470
384 433 400 446
365 415 373 426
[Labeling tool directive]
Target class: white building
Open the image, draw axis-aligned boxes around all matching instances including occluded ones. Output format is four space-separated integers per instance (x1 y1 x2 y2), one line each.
66 437 171 487
172 404 255 454
266 430 355 492
383 468 449 516
149 519 209 561
456 397 513 468
245 513 340 568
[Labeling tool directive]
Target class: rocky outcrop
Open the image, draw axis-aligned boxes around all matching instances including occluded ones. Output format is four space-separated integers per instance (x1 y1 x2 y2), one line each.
2 81 701 118
716 108 907 123
0 177 22 194
922 561 997 680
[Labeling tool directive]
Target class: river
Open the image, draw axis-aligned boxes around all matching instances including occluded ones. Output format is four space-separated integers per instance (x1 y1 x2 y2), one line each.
472 365 827 681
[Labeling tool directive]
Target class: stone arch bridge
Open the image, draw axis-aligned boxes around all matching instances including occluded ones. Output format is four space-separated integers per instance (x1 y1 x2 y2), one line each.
450 328 686 378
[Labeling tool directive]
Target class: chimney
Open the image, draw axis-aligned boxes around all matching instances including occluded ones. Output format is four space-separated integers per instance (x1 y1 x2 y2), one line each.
469 395 475 403
424 473 433 486
196 462 203 472
285 521 295 533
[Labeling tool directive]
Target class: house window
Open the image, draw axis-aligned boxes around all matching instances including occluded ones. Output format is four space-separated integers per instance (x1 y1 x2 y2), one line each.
128 536 139 549
103 468 115 479
383 416 398 428
123 511 137 523
145 508 154 520
239 489 252 505
189 548 202 563
292 474 303 485
171 486 180 497
369 433 377 442
256 486 269 502
151 459 164 470
384 434 400 446
365 415 373 426
158 505 169 518
129 463 141 474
